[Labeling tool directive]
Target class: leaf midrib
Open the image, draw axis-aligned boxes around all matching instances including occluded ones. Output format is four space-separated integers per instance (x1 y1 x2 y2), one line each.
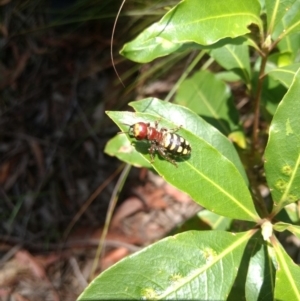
276 243 300 299
185 160 258 221
157 231 252 299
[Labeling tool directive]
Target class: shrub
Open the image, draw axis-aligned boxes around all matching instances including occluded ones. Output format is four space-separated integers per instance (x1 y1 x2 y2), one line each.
79 0 300 300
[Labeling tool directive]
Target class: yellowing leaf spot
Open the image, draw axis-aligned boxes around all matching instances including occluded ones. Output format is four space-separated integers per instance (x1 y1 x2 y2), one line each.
155 37 174 49
275 179 287 192
281 165 293 176
286 118 293 135
169 273 183 283
203 248 217 263
141 288 158 300
286 194 297 202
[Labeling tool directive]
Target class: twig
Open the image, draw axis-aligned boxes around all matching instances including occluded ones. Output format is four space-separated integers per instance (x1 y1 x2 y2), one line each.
251 53 268 152
89 163 131 281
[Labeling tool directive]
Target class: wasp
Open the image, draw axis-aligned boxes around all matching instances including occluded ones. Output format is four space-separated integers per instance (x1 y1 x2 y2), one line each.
120 120 191 167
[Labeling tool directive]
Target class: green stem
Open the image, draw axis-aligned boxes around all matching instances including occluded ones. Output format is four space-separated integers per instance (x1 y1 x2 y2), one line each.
251 53 268 153
89 163 132 281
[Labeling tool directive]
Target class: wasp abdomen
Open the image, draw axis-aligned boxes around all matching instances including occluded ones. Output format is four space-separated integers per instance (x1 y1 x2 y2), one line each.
162 133 191 155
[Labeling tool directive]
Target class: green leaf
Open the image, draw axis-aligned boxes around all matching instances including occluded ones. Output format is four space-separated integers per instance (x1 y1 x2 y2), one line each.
245 241 275 301
106 109 259 222
175 70 239 135
273 0 300 40
274 222 300 239
77 230 252 300
264 68 300 213
130 98 248 184
216 71 243 82
120 22 183 63
169 215 204 235
104 134 151 168
274 237 300 300
120 0 262 63
265 50 296 68
170 210 232 235
275 204 300 224
210 41 251 84
277 33 300 63
228 236 275 301
267 63 300 88
197 210 232 230
228 130 247 149
265 0 295 34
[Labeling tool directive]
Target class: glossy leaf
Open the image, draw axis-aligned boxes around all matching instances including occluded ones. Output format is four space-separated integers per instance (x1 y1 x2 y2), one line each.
265 0 295 33
228 235 275 301
274 222 300 239
283 203 300 223
273 0 300 40
277 32 300 63
267 63 300 88
169 215 204 235
275 204 300 224
120 22 183 63
197 210 232 231
170 210 232 234
216 71 242 82
245 241 275 301
175 70 239 135
273 237 300 300
210 41 251 84
130 98 248 184
104 134 151 168
78 230 252 300
264 69 300 213
107 110 259 222
120 0 262 63
228 130 247 149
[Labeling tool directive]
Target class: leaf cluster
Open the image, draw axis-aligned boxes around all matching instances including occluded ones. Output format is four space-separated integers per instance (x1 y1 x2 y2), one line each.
79 1 300 300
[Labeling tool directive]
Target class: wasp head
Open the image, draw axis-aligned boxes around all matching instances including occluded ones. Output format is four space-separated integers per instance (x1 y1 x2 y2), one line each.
128 122 148 140
118 122 148 140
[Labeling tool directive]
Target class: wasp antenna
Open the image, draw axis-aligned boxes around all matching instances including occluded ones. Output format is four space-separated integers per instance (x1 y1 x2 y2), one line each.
121 122 131 126
117 130 128 135
111 0 126 87
117 123 131 135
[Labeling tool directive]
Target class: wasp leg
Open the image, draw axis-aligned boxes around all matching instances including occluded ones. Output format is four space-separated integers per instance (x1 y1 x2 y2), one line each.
154 118 162 129
168 125 182 133
157 146 178 167
148 143 157 163
155 118 182 133
160 125 182 134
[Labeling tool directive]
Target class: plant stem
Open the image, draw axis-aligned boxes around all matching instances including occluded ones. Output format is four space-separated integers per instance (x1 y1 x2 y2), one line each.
251 53 268 153
89 163 131 281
